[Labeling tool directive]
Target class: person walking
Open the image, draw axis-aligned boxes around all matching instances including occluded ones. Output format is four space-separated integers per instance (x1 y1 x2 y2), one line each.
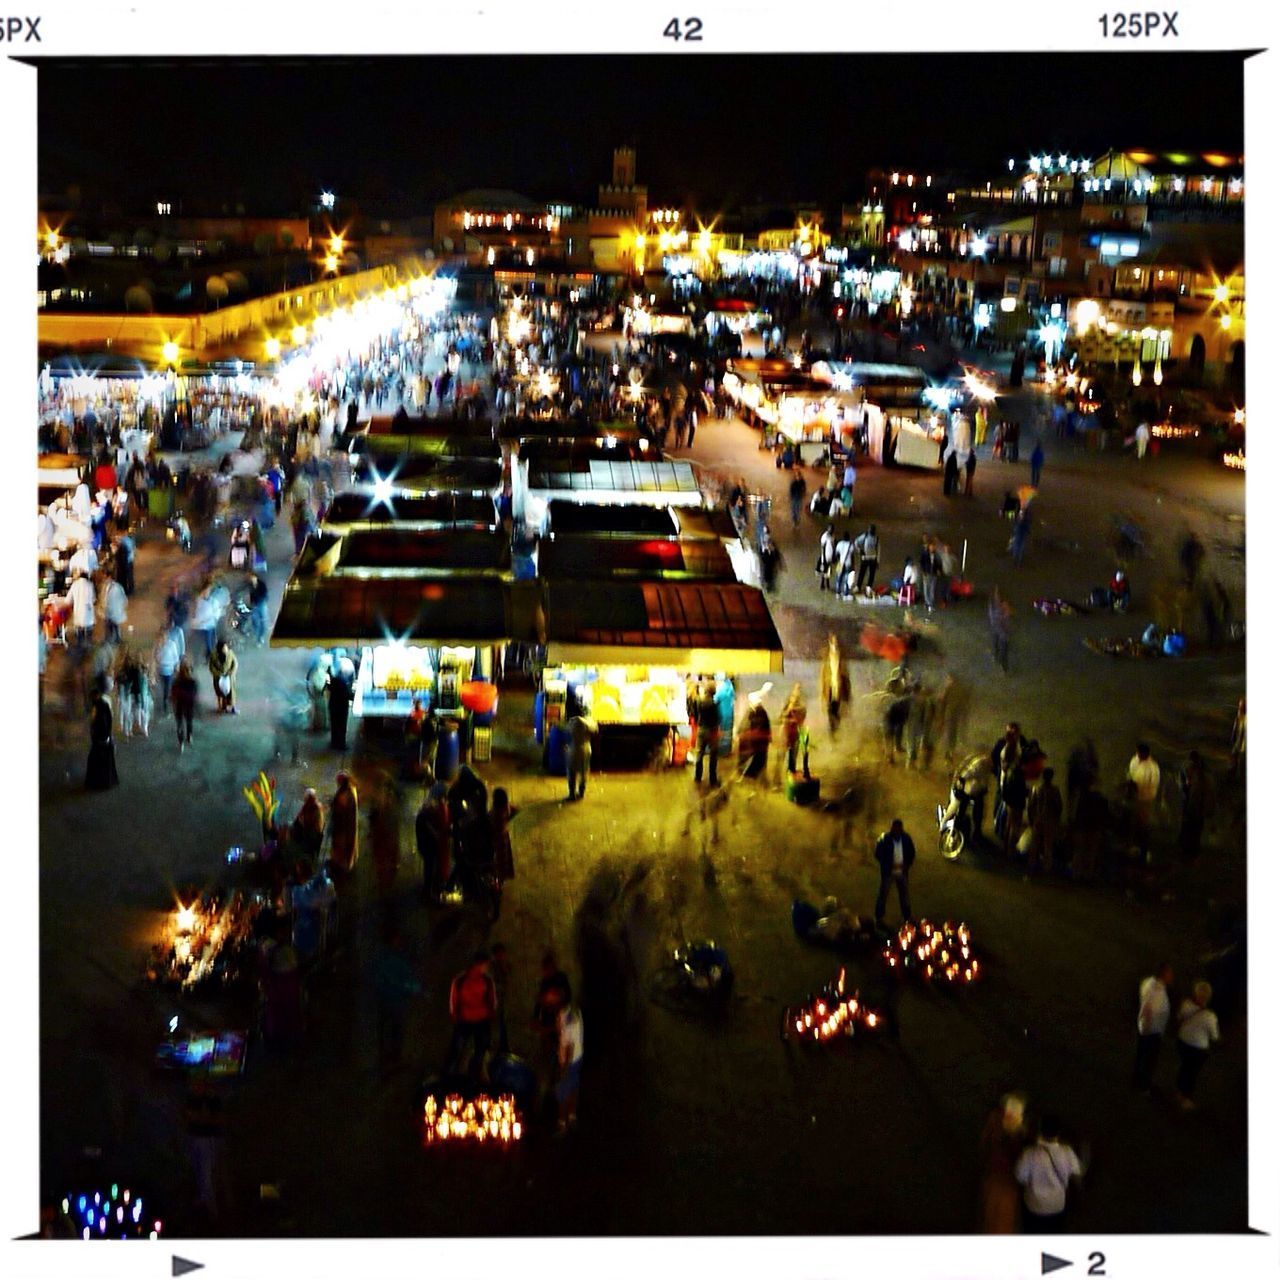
1174 981 1220 1111
853 523 880 593
833 528 854 599
964 447 977 496
692 684 722 787
873 819 915 926
172 658 197 750
101 575 128 645
1010 502 1033 567
564 704 598 801
375 927 422 1076
1135 420 1151 460
328 771 360 876
153 621 184 715
1133 962 1174 1092
68 571 95 648
208 640 239 714
988 587 1011 673
247 572 270 646
1127 742 1161 861
979 1092 1029 1234
819 633 851 738
85 690 119 790
1014 1115 1084 1233
191 584 220 662
446 951 497 1082
415 782 451 901
555 999 585 1133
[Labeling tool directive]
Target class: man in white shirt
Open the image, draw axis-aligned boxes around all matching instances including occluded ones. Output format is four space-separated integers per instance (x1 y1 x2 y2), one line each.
556 1003 585 1132
1174 981 1220 1111
67 572 96 646
1127 742 1161 859
1133 962 1174 1091
68 543 98 579
101 577 128 645
1014 1115 1083 1232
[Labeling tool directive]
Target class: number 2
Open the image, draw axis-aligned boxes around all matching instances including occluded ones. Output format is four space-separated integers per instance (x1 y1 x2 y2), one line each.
1088 1253 1106 1276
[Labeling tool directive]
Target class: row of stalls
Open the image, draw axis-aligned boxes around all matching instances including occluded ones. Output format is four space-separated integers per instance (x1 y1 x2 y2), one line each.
719 357 960 468
273 404 784 771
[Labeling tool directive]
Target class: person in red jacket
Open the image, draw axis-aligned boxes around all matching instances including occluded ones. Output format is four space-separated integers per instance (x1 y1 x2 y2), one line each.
446 951 497 1081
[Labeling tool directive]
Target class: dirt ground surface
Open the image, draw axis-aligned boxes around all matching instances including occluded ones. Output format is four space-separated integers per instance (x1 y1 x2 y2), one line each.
38 351 1248 1238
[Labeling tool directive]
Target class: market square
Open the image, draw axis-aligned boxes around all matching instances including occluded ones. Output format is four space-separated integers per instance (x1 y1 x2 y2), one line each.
30 50 1250 1241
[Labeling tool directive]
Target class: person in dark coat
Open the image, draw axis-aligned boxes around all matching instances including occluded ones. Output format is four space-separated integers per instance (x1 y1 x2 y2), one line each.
328 656 355 750
873 819 916 926
943 449 960 496
415 783 451 900
85 692 120 789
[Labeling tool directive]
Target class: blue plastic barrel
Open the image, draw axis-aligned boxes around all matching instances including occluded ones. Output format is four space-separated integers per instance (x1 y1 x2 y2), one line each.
436 720 461 782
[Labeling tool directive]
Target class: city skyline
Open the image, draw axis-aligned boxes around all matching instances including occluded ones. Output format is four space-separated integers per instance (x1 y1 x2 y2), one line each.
37 52 1246 214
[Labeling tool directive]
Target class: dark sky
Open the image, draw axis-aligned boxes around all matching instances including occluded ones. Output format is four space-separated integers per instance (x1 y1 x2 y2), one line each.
37 53 1246 214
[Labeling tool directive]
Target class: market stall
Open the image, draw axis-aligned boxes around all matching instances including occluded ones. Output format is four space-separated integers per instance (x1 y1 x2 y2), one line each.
536 579 783 769
320 490 499 533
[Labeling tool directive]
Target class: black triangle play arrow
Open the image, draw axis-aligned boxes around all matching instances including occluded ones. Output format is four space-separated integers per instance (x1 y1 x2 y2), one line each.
1041 1255 1072 1276
172 1258 205 1277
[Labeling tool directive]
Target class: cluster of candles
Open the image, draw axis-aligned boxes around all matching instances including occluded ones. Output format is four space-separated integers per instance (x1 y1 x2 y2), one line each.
883 920 980 985
422 1094 523 1146
61 1186 161 1240
149 890 263 991
1222 450 1245 470
1151 423 1200 440
787 968 881 1043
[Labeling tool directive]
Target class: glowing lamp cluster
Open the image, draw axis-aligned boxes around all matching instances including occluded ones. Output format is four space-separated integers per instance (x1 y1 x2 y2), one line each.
423 1094 523 1145
61 1186 161 1240
882 920 979 985
783 968 882 1044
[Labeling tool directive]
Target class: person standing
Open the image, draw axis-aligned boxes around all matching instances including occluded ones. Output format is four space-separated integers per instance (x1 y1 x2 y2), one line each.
446 951 497 1082
692 684 722 787
415 782 451 901
1013 1115 1084 1233
819 633 851 738
873 819 915 926
1010 502 1033 567
943 448 960 497
964 447 977 496
1027 767 1062 872
920 539 939 612
815 525 836 592
247 572 270 646
564 704 598 801
1030 440 1045 487
328 771 360 876
1133 962 1174 1092
1174 982 1220 1111
833 528 854 599
1127 742 1161 861
490 788 518 883
191 584 220 662
555 1000 585 1133
853 523 880 593
208 640 239 714
788 468 806 529
988 586 1011 673
328 655 355 750
1178 751 1209 861
85 690 119 790
113 532 135 597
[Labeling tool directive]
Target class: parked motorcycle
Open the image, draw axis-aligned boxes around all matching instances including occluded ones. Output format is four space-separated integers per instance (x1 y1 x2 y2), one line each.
937 754 991 860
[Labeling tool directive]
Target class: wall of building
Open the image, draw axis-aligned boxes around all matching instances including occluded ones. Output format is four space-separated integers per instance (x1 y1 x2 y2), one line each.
38 261 411 362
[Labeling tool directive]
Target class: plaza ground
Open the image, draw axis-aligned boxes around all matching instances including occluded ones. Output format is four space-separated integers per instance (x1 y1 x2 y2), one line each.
37 365 1248 1236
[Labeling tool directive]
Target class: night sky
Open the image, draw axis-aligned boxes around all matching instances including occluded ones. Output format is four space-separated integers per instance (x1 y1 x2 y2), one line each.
37 53 1246 214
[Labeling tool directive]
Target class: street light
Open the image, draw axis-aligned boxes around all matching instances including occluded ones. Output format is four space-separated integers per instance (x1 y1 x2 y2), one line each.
162 340 179 365
265 336 281 360
291 324 307 345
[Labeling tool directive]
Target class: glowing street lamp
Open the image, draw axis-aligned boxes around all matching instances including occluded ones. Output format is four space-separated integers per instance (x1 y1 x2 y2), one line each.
264 336 282 360
1219 313 1233 331
1152 359 1163 386
324 253 339 273
1131 359 1142 387
291 324 307 345
162 340 180 366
